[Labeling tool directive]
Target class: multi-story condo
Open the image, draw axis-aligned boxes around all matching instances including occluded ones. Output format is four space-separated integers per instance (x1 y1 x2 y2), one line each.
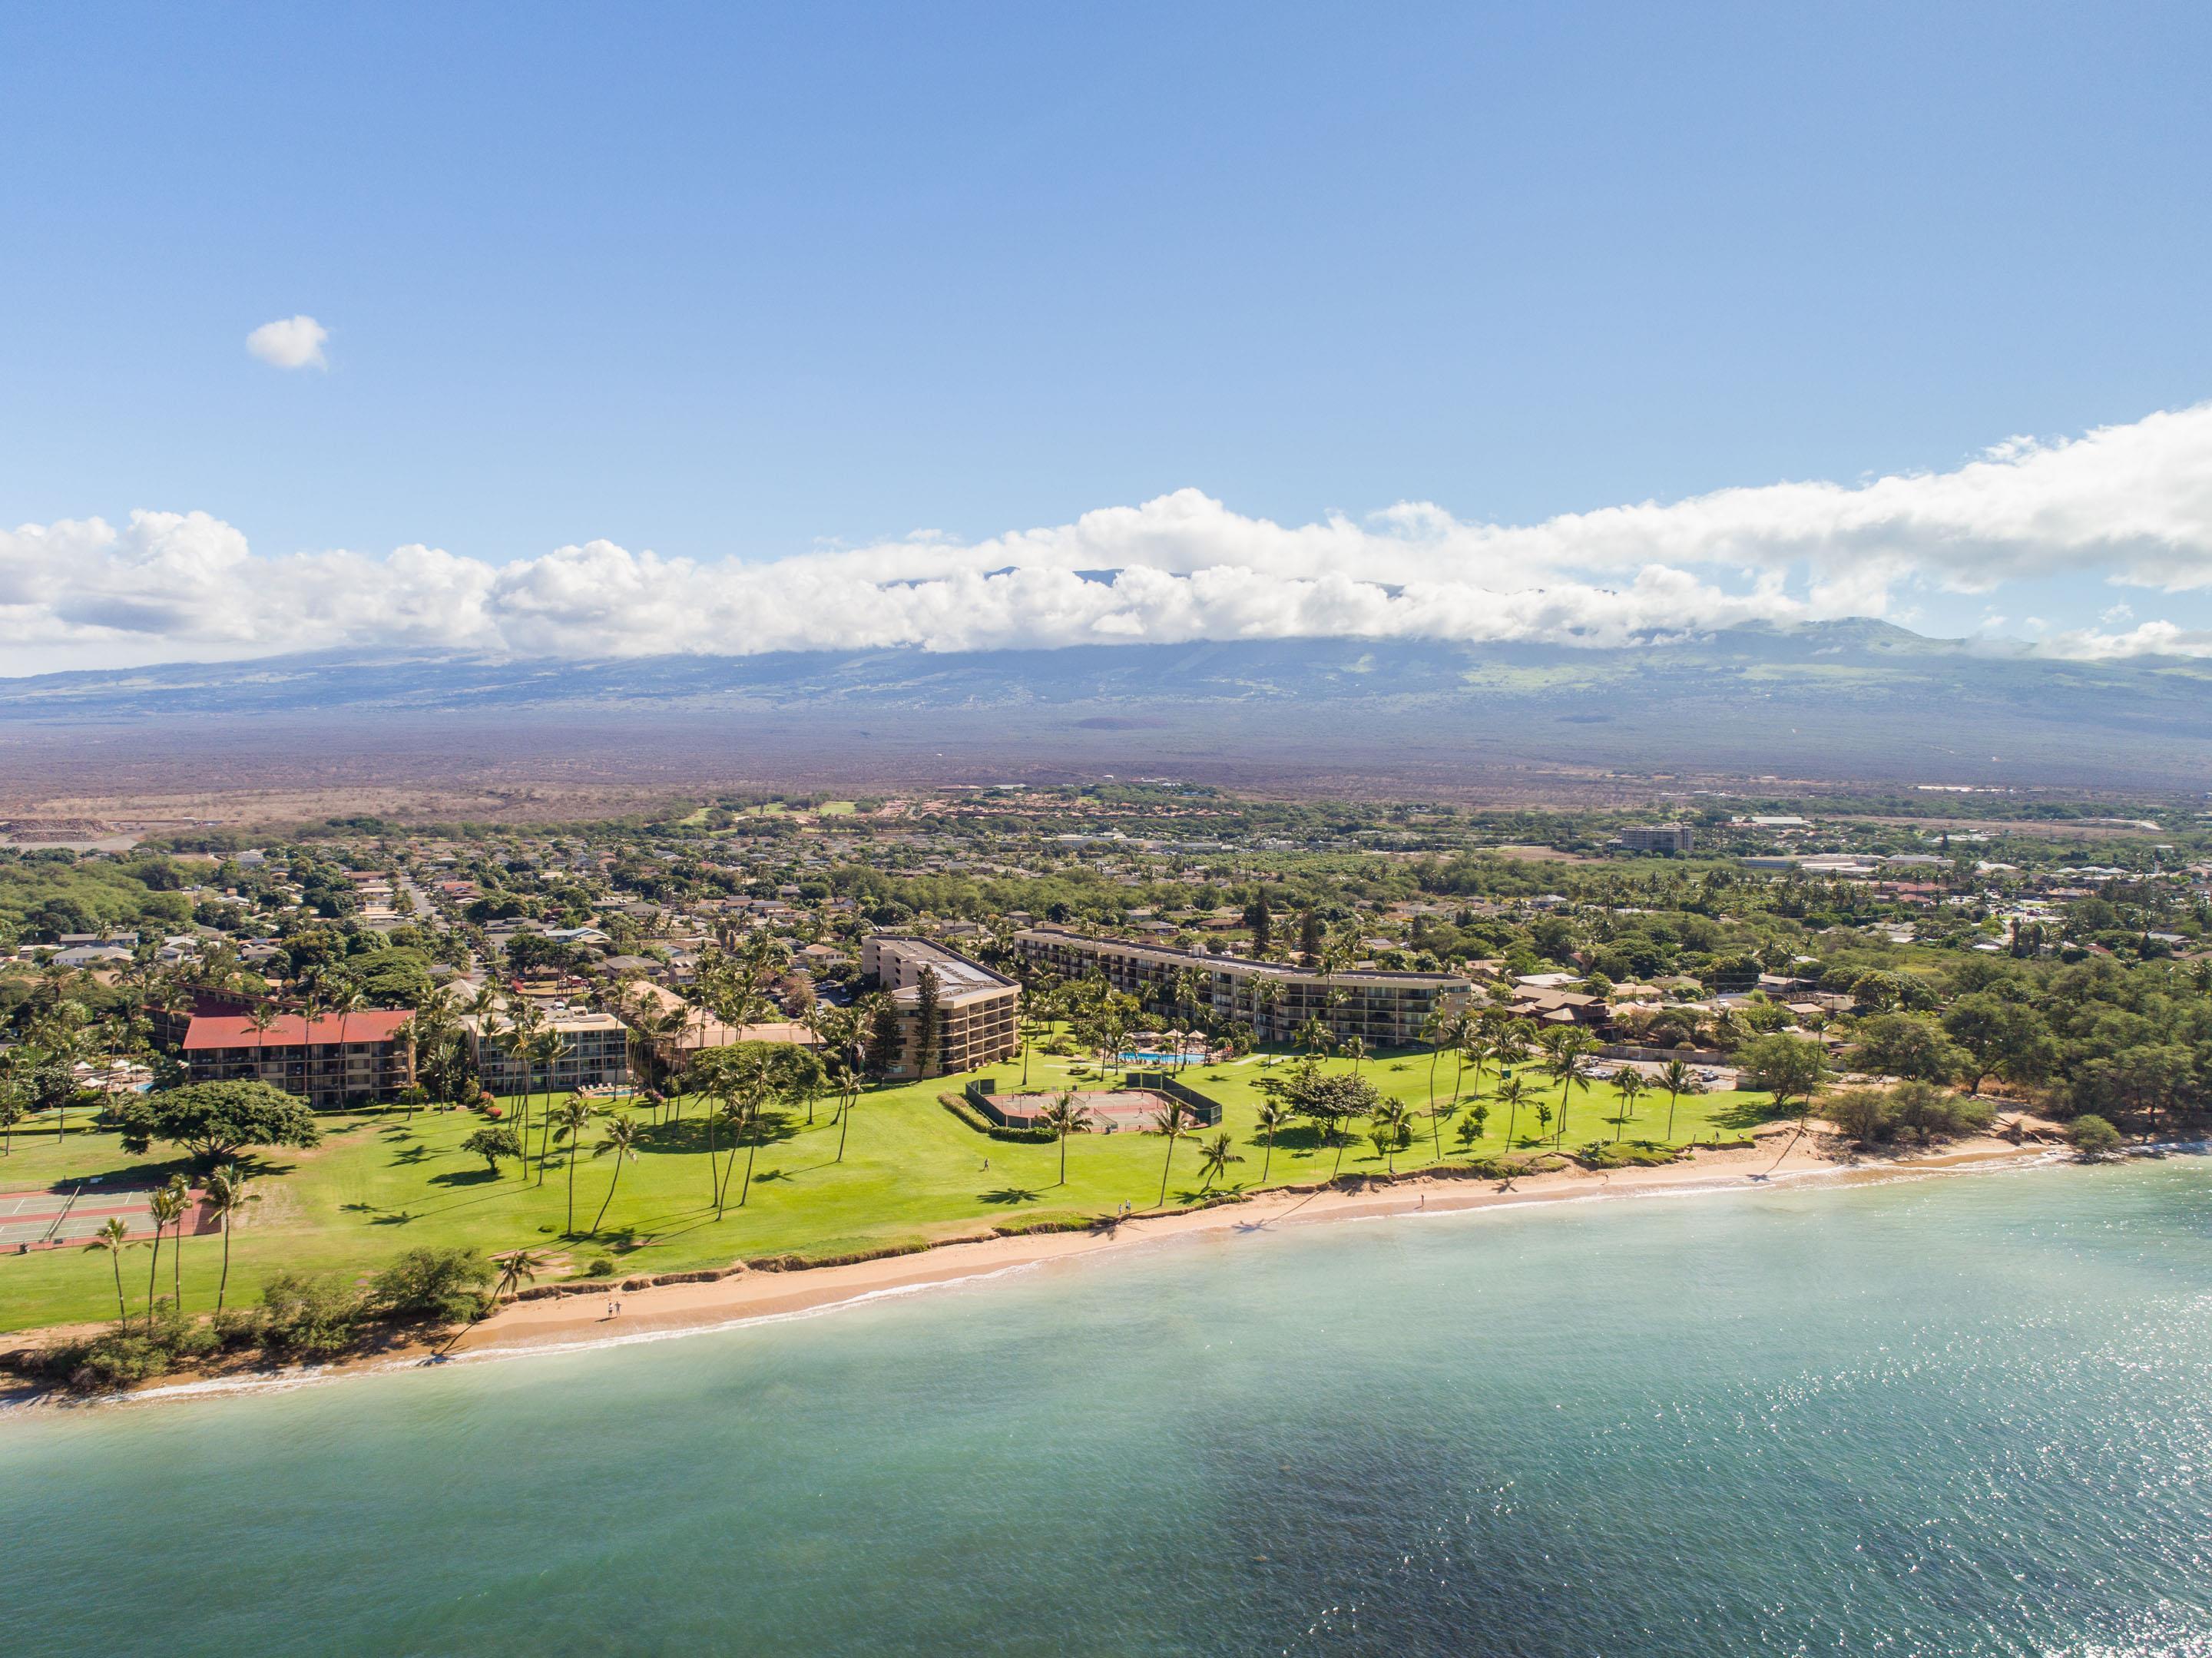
861 935 1019 1079
1618 825 1695 854
183 1009 416 1110
458 1006 634 1095
1013 925 1471 1048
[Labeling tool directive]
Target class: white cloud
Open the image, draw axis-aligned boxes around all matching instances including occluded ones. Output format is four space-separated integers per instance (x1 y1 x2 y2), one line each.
11 402 2212 671
245 315 329 371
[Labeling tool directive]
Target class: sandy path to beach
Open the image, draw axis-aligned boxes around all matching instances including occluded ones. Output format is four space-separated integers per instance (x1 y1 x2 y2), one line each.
452 1133 2047 1359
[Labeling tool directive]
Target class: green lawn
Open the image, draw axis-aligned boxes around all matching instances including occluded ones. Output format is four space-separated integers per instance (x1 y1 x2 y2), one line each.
0 1047 1770 1335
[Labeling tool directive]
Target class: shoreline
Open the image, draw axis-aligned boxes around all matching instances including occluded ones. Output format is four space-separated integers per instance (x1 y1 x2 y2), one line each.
2 1129 2081 1410
445 1133 2064 1361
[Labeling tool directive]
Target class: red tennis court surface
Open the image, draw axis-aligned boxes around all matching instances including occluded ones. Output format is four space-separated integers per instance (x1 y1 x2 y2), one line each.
985 1090 1178 1133
1 1187 210 1252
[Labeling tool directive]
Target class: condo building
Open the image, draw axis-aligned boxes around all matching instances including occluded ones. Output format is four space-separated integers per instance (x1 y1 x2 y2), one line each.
860 935 1020 1079
458 1006 634 1094
1012 925 1472 1047
182 1009 416 1110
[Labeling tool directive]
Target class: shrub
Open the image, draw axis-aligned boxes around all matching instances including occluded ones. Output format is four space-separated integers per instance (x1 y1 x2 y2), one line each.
584 1257 616 1278
2068 1114 2123 1160
259 1272 365 1359
369 1246 493 1322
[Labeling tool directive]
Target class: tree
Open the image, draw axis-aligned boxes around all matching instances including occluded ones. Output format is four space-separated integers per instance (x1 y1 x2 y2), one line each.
108 1080 322 1167
1737 1034 1828 1123
2068 1114 2123 1161
1196 1131 1243 1190
1039 1088 1092 1186
1823 1085 1892 1148
1368 1100 1412 1172
462 1123 523 1176
145 1180 190 1315
85 1216 134 1329
912 966 943 1081
203 1163 258 1312
1495 1075 1529 1151
369 1246 493 1322
1848 1014 1966 1086
1253 1098 1290 1183
1941 994 2058 1094
1612 1068 1647 1142
1153 1097 1190 1206
551 1096 598 1234
862 991 902 1081
591 1115 641 1233
1282 1065 1380 1176
1886 1079 1990 1146
1657 1059 1697 1143
492 1246 555 1305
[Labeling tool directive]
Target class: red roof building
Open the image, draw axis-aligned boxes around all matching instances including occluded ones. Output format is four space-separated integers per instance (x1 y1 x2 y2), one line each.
183 1009 416 1110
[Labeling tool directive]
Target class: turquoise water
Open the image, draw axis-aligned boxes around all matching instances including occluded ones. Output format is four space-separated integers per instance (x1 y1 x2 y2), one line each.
5 1157 2212 1656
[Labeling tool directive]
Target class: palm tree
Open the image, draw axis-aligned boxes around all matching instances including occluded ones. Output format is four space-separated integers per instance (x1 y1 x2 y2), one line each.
590 1115 640 1235
1612 1069 1648 1142
1153 1097 1190 1207
1038 1088 1092 1186
1659 1059 1697 1143
1196 1131 1243 1190
1495 1075 1530 1152
85 1216 134 1329
1541 1028 1595 1144
325 982 366 1109
525 1028 568 1183
203 1163 257 1312
1369 1100 1411 1173
1426 1095 1459 1163
1419 1008 1457 1117
492 1246 555 1304
146 1180 190 1315
247 1002 280 1085
551 1096 597 1234
1253 1098 1290 1183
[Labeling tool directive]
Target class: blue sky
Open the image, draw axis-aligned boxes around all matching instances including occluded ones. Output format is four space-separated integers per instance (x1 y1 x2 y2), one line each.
5 2 2212 667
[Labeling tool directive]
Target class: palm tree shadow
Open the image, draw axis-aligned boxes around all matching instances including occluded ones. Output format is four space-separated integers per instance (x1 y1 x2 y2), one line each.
980 1186 1041 1204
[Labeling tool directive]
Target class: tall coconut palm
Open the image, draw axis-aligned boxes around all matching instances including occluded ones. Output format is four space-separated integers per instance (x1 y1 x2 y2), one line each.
551 1096 597 1235
1495 1075 1530 1153
1038 1087 1092 1186
160 1173 190 1307
247 1002 280 1085
203 1163 257 1312
1196 1131 1243 1191
1253 1098 1290 1183
1153 1097 1190 1207
525 1029 568 1184
145 1180 189 1315
590 1114 640 1235
491 1246 555 1304
1419 1008 1452 1114
1613 1069 1648 1142
1369 1100 1412 1173
85 1216 134 1329
1659 1058 1697 1143
324 982 367 1110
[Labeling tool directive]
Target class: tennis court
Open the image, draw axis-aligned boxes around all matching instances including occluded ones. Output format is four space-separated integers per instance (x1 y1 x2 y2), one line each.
984 1089 1187 1133
0 1186 207 1251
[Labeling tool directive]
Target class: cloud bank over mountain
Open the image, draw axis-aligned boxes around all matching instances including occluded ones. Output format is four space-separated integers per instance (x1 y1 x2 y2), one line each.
8 404 2212 670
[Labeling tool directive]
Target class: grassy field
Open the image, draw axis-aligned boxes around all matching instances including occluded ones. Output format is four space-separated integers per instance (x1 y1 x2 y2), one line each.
0 1045 1772 1335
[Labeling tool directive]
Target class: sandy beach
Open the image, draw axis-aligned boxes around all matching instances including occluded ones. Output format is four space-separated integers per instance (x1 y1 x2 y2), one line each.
445 1129 2060 1363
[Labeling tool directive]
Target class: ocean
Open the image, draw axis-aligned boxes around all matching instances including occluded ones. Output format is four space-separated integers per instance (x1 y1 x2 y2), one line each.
5 1156 2210 1656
